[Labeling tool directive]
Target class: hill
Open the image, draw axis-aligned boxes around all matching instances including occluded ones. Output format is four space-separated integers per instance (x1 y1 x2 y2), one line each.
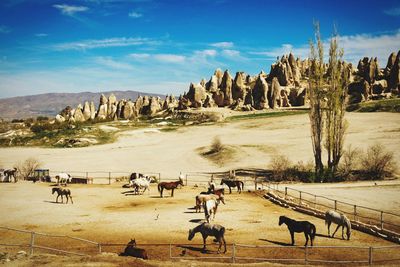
0 90 164 120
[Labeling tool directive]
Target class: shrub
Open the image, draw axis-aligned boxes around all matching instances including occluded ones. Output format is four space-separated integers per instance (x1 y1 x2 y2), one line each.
210 136 223 153
16 157 42 180
361 144 396 180
289 160 315 183
36 116 49 121
337 145 361 180
269 154 292 181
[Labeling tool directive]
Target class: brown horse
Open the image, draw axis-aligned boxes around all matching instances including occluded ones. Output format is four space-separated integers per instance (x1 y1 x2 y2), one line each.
220 178 244 194
52 187 73 204
119 239 148 259
157 178 184 197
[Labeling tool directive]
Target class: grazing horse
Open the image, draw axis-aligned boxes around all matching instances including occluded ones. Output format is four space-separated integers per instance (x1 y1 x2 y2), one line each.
131 176 151 195
188 222 227 254
195 194 225 213
203 199 221 223
55 173 71 185
3 168 17 183
325 210 352 240
279 216 316 246
157 178 184 197
220 178 244 194
52 187 73 204
119 239 148 259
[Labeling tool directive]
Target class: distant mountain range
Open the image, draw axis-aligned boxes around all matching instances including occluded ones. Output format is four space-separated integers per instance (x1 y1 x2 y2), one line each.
0 90 164 120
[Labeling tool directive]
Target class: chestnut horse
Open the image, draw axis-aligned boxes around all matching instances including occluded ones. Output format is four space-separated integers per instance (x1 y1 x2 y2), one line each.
157 178 184 197
220 178 244 194
119 239 148 259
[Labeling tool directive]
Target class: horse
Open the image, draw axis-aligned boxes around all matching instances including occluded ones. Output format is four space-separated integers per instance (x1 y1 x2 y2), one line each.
130 172 144 181
131 176 151 195
119 239 148 259
55 173 72 185
325 210 351 240
188 222 227 254
195 194 225 213
157 178 184 197
52 187 73 204
3 168 17 183
203 198 222 223
206 182 225 197
220 178 244 194
278 216 316 246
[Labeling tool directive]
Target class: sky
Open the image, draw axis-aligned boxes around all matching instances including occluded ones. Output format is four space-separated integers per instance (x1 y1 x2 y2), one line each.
0 0 399 98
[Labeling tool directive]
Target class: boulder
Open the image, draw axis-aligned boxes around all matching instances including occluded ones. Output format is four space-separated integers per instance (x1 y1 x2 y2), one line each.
82 101 91 121
99 94 108 105
244 90 254 106
220 70 233 105
232 72 248 100
289 88 306 106
178 95 191 110
73 106 85 122
186 83 206 108
280 88 291 107
372 80 388 94
212 91 225 107
97 104 107 120
214 68 223 87
206 75 219 93
90 102 96 120
121 101 133 119
384 52 397 77
55 114 65 123
203 94 217 108
135 96 144 114
348 80 370 103
270 77 282 109
388 51 400 90
252 75 269 109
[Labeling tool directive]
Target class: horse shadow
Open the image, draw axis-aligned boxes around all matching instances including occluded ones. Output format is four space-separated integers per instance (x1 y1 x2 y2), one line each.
121 190 138 196
259 238 292 246
177 245 216 254
315 233 343 240
43 200 64 204
189 219 205 223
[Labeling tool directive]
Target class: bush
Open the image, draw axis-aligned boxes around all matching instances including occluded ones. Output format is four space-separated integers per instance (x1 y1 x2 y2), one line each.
210 136 223 153
361 144 396 180
269 154 292 181
289 160 315 183
337 145 361 180
36 116 49 121
16 157 42 180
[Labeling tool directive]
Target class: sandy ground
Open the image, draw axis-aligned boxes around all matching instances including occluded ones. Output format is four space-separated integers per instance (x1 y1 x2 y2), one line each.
1 181 399 266
0 112 399 178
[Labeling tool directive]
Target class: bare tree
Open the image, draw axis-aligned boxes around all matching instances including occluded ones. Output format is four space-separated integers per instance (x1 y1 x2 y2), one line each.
361 144 396 180
16 157 41 180
324 29 349 177
308 22 326 181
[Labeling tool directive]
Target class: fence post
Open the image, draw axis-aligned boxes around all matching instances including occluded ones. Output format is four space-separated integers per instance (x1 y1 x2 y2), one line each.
380 211 383 230
334 200 337 210
108 172 111 185
169 243 172 259
185 174 188 186
299 191 302 205
232 243 235 263
30 231 35 255
98 243 102 254
305 245 308 265
285 187 287 199
314 195 317 209
354 205 357 221
369 247 373 265
86 172 88 180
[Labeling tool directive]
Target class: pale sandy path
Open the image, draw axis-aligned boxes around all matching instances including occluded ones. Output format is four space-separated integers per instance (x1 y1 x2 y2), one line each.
0 112 399 178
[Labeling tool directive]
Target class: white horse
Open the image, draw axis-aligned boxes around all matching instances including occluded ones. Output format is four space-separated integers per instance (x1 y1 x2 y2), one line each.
55 173 72 185
203 198 221 223
195 193 225 213
131 176 151 194
325 210 352 240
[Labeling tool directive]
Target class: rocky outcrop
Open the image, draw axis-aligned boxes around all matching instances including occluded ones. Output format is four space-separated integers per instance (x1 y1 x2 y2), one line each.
220 70 233 106
186 83 206 108
252 75 269 110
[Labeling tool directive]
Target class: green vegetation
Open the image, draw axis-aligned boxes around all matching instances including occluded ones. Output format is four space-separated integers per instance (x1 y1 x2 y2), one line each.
346 98 400 112
226 110 307 121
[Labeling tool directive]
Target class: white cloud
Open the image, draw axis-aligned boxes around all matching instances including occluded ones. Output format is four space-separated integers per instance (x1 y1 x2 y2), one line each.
153 54 186 63
194 49 217 57
210 42 233 48
54 37 157 50
383 7 400 16
0 25 11 34
222 49 240 57
128 11 143 18
250 30 400 65
53 4 89 16
35 33 48 37
95 57 134 70
129 53 150 59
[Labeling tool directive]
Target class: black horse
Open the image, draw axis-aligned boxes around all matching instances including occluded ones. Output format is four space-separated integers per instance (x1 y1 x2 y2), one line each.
157 178 184 197
52 187 73 204
3 168 17 183
119 239 148 259
278 216 316 246
220 178 244 194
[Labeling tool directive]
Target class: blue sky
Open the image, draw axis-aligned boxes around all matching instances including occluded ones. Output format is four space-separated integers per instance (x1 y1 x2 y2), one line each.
0 0 399 98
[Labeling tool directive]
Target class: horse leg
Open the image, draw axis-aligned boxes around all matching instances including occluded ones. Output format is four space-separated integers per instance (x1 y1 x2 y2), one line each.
304 232 309 246
290 231 295 245
341 225 345 240
327 221 331 237
332 224 340 238
56 194 59 203
202 235 207 251
66 195 69 204
171 188 174 197
228 186 232 194
160 188 163 198
222 236 227 253
61 195 64 203
69 194 73 204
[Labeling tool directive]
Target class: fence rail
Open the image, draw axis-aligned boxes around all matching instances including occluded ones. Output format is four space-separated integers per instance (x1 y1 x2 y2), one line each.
1 227 400 264
279 186 400 233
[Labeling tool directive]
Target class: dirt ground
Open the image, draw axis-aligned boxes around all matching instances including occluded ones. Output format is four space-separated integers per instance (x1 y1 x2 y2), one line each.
1 181 399 266
0 112 399 178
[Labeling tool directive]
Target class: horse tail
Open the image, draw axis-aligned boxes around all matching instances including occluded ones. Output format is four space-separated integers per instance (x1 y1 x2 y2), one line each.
157 183 162 192
310 223 316 241
239 181 244 190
